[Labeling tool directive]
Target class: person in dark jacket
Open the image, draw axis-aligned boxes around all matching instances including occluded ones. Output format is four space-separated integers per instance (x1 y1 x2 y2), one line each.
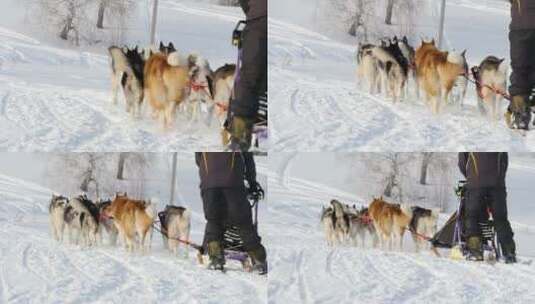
507 0 535 130
195 152 267 273
227 0 267 150
458 152 516 263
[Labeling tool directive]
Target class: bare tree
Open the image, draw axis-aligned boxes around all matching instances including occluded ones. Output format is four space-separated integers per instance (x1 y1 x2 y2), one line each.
96 0 106 29
35 0 135 46
385 0 395 25
419 152 433 185
117 152 127 180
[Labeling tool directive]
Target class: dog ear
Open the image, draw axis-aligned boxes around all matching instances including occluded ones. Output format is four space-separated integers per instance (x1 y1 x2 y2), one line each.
402 36 408 43
499 58 505 64
169 42 175 52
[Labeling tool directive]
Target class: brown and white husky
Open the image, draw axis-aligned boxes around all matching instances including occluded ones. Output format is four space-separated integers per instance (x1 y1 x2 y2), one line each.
415 39 465 114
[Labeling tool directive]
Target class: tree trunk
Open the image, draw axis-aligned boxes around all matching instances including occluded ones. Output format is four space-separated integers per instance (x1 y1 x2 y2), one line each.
59 16 73 40
97 0 106 29
419 152 433 185
117 153 127 180
383 174 395 197
385 0 395 25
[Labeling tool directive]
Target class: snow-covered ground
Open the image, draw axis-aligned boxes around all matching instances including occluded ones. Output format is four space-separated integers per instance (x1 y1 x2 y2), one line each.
267 153 535 303
269 0 535 151
0 153 267 303
0 0 244 151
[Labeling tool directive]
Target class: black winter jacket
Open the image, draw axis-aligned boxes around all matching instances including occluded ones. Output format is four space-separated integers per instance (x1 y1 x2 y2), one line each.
510 0 535 30
458 152 508 189
239 0 267 21
195 152 256 189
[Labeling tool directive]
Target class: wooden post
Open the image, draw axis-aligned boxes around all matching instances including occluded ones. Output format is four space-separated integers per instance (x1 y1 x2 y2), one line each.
169 152 177 204
438 0 446 48
150 0 159 45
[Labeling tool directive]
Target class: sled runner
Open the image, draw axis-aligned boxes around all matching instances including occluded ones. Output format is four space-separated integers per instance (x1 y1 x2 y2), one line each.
430 180 501 262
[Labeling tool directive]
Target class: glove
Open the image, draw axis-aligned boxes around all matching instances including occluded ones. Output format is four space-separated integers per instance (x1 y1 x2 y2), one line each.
247 181 264 201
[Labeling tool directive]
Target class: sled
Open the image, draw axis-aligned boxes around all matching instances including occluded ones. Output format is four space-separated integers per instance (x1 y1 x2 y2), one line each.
430 180 501 262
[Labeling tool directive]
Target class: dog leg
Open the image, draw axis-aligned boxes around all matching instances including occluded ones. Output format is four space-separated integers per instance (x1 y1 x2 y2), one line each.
111 72 119 104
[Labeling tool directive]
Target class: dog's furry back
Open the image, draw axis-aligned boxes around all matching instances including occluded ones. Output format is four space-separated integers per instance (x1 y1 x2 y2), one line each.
144 53 189 109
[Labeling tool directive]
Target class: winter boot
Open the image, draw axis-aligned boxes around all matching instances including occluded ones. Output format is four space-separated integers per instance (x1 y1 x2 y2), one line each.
228 115 254 151
207 241 225 271
466 236 484 261
507 95 532 130
248 245 268 275
501 241 517 264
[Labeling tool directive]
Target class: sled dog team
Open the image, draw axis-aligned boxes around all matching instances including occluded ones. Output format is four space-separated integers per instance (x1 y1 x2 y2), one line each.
321 198 439 252
48 193 191 255
357 36 508 119
109 42 236 128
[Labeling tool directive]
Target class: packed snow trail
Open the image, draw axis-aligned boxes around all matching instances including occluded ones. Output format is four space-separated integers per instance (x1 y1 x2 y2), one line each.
0 0 246 151
267 153 535 304
0 154 267 303
269 0 535 151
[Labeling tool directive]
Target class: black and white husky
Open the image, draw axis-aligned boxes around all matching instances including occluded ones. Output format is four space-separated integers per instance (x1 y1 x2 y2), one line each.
320 200 351 246
159 205 191 257
409 206 439 252
63 195 99 246
108 46 145 117
356 43 380 94
371 41 408 102
179 53 214 123
475 56 508 121
395 36 417 98
49 194 69 242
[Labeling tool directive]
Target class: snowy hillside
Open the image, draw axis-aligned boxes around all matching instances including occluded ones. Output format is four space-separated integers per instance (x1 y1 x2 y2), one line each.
0 0 244 151
269 0 535 151
0 153 267 303
267 153 535 303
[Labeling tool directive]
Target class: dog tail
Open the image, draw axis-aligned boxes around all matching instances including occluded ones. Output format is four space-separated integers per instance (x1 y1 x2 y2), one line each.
167 52 183 67
446 52 465 66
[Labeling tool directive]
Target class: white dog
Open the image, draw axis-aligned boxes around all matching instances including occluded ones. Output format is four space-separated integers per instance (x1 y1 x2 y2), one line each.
159 205 191 256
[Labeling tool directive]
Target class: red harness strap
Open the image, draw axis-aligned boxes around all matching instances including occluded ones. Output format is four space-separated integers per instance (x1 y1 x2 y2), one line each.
359 214 373 225
189 81 208 92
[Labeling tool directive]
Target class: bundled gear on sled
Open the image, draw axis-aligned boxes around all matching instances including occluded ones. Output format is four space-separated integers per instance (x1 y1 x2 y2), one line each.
196 152 267 274
224 0 268 151
430 180 502 262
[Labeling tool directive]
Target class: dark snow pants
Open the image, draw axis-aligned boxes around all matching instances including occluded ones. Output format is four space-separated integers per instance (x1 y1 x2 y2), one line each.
509 29 535 97
201 187 262 251
464 187 515 252
230 16 267 118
